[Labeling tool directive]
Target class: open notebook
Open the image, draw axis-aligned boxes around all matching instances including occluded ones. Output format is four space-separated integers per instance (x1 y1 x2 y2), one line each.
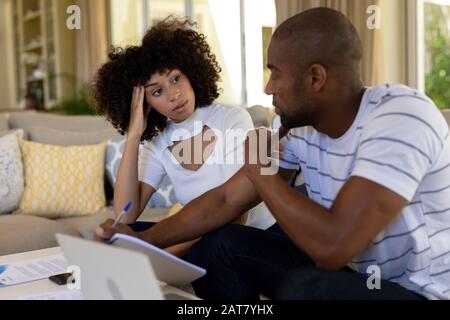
108 233 206 286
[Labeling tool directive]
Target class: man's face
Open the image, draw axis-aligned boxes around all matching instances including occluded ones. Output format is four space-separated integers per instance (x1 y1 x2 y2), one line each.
264 38 316 129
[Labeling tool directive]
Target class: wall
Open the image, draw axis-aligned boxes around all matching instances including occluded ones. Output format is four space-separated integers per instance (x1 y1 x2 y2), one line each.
0 0 413 110
0 0 17 109
379 0 407 84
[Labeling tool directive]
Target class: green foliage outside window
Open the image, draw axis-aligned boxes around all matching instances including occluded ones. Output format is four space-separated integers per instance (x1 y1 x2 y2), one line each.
44 72 97 115
58 87 97 115
424 3 450 109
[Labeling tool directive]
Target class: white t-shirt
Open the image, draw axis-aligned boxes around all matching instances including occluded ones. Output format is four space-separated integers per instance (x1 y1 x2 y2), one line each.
280 84 450 300
138 104 276 230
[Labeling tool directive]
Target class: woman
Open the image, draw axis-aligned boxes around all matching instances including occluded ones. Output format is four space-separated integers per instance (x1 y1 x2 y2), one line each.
93 17 277 255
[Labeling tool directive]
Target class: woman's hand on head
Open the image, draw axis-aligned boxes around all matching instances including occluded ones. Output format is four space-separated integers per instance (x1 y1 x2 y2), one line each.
128 86 150 140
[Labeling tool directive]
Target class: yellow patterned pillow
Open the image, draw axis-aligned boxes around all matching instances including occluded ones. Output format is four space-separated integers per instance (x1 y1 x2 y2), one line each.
168 203 183 217
16 140 106 218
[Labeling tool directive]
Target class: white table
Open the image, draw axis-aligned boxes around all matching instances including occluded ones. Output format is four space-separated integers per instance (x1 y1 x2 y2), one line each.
0 247 198 300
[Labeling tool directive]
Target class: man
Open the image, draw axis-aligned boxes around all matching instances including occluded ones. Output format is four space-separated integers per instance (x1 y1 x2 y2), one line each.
96 8 450 300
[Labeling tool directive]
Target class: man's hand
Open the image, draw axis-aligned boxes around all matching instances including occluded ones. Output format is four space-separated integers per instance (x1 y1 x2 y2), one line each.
94 219 140 242
244 127 284 178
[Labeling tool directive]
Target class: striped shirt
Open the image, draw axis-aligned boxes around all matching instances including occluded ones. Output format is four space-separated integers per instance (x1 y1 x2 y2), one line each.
279 84 450 300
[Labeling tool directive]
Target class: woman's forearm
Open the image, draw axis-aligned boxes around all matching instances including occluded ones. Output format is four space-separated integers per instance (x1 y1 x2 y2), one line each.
113 136 142 223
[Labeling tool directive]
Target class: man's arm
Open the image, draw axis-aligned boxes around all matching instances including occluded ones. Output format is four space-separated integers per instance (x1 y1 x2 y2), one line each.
139 167 295 248
136 169 253 247
247 170 407 270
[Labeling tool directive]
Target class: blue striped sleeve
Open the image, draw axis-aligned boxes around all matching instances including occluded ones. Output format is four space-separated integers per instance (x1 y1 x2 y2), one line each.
279 135 300 170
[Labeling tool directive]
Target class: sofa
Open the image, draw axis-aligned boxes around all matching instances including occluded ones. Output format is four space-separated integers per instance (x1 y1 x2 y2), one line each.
6 106 446 257
0 106 276 256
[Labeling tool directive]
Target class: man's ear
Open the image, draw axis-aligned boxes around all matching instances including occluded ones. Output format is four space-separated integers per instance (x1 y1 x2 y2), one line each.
308 64 327 92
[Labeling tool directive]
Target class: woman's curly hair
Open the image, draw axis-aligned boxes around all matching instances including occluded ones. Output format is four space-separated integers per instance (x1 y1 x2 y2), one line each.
92 17 221 141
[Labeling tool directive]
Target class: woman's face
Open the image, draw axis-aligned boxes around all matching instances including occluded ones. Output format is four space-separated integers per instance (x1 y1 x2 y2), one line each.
144 69 196 123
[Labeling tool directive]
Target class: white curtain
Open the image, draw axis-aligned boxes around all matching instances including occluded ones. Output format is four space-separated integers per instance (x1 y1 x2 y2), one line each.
275 0 383 86
75 0 108 90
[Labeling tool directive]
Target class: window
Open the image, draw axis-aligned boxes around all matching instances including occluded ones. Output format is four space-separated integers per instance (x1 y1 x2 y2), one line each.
415 0 450 109
108 0 276 109
192 0 243 106
423 0 449 109
243 0 276 108
147 0 184 27
110 0 143 46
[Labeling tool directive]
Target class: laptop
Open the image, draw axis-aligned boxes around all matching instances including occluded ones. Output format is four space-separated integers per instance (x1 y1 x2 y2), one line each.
56 234 199 300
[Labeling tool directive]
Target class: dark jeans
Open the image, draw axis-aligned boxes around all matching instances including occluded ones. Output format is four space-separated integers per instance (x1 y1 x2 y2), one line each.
184 224 427 300
129 221 157 232
128 221 285 263
129 221 285 235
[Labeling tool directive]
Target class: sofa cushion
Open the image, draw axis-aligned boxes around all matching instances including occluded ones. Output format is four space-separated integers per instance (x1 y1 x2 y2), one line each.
16 140 106 218
8 113 115 137
0 114 9 131
0 207 169 256
0 129 28 139
28 126 121 146
247 105 275 128
105 138 126 188
27 126 119 203
57 207 116 240
0 131 25 215
0 129 24 139
0 215 80 256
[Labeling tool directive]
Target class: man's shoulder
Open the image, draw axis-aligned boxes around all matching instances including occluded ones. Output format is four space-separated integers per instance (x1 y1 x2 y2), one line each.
363 83 447 132
365 83 427 103
365 83 436 113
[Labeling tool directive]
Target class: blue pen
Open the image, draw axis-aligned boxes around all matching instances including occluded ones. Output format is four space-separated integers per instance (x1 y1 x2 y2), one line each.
112 201 132 228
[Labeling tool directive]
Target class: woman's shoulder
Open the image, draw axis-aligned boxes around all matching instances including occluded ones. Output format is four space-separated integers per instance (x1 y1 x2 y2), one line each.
141 133 166 155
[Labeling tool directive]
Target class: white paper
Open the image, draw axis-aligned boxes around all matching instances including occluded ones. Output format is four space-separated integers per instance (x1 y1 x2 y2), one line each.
17 290 84 300
0 254 68 287
109 233 206 286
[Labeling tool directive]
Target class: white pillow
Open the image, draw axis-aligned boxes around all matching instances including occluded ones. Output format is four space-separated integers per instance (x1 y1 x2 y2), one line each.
0 130 25 215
